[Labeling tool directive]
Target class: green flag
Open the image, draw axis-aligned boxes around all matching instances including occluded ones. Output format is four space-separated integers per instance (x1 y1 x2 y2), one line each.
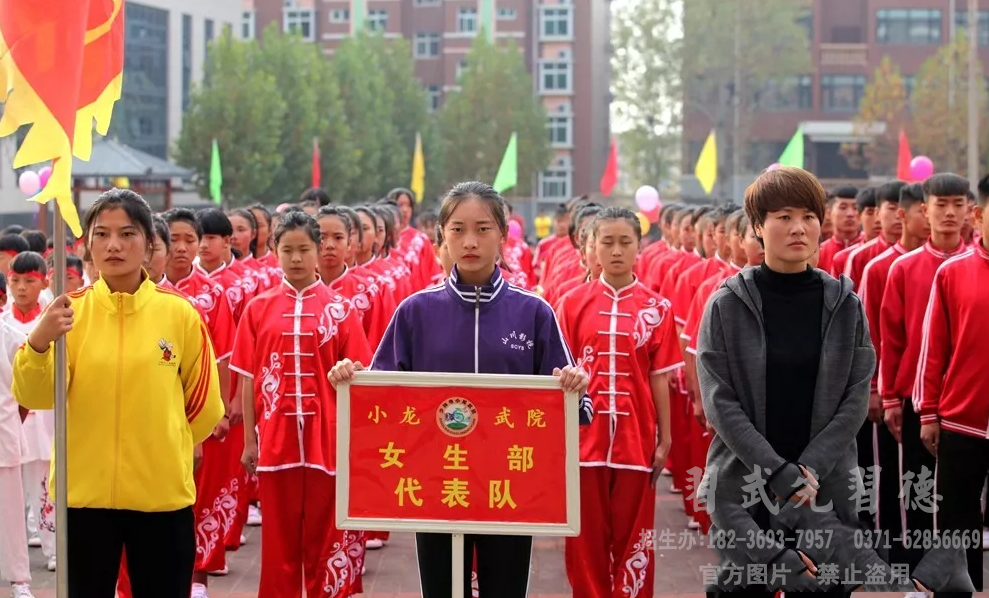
777 127 804 169
209 138 222 205
492 132 517 193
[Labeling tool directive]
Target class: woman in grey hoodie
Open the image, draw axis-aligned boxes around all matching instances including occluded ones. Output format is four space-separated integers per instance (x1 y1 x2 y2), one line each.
695 166 972 595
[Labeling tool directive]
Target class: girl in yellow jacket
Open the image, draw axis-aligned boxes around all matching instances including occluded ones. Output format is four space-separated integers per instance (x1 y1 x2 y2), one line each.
12 189 224 598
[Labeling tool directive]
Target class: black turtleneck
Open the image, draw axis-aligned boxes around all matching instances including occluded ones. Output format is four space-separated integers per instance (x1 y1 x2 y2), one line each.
754 262 824 463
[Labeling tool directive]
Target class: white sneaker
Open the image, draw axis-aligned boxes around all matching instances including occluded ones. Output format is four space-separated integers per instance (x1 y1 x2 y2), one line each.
660 467 672 477
239 534 246 545
903 592 928 598
686 517 700 530
207 566 229 576
365 538 384 550
46 556 56 572
26 536 41 548
190 583 208 598
361 566 366 576
669 483 681 494
246 505 262 526
982 528 989 550
11 584 35 598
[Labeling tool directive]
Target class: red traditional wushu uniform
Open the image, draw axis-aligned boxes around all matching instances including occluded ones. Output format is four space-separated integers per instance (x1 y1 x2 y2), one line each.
327 267 392 349
557 278 684 598
172 269 242 573
634 239 669 279
503 236 536 289
395 226 441 291
229 279 372 598
195 260 253 551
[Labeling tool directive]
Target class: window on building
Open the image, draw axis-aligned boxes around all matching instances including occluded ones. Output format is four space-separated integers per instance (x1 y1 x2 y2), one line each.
330 9 350 24
458 8 478 33
497 8 517 20
830 26 862 43
204 18 214 75
182 14 192 112
414 32 440 58
427 85 441 112
539 157 572 199
539 61 572 93
903 75 916 98
547 114 572 147
797 12 813 42
284 8 315 41
367 9 388 31
540 6 572 39
456 58 468 81
754 76 813 111
955 10 989 46
821 75 866 112
108 2 170 158
876 9 942 44
241 10 256 39
415 0 440 6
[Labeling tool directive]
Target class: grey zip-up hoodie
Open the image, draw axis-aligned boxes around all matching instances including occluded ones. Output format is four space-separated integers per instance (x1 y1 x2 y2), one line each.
695 266 974 592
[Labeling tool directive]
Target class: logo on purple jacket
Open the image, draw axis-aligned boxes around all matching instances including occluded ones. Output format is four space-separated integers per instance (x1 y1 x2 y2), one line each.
437 397 478 437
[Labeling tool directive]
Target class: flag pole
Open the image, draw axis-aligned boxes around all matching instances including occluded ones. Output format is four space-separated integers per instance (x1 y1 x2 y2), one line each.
53 202 69 598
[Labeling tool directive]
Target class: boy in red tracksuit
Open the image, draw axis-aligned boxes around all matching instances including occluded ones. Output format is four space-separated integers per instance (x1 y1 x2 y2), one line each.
844 180 905 290
817 184 862 274
915 175 989 593
831 186 877 278
879 173 970 573
858 182 929 573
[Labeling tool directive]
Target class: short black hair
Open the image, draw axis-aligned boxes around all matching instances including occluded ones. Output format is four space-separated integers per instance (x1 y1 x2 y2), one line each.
1 225 23 236
163 208 203 238
10 251 47 276
151 215 171 251
553 203 569 219
0 234 30 255
876 180 906 207
196 208 233 237
855 187 877 212
20 230 47 254
300 187 331 207
899 183 925 212
828 185 859 205
978 174 989 208
922 173 969 199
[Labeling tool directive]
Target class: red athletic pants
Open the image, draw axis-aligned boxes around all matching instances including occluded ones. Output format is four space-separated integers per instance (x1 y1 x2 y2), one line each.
257 468 359 598
565 467 656 598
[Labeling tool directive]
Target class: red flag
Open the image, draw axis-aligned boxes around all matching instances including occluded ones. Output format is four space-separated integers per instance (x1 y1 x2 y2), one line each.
896 130 913 182
312 137 321 189
599 139 618 197
0 0 125 236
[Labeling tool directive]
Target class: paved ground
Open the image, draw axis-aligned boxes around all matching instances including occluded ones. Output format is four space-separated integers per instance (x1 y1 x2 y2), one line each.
10 487 988 597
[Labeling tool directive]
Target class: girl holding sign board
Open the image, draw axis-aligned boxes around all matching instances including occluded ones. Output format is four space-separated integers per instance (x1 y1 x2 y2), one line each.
329 181 591 598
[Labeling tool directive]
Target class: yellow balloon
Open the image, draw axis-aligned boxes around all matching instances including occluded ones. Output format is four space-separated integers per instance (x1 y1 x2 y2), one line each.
636 212 651 236
118 177 130 189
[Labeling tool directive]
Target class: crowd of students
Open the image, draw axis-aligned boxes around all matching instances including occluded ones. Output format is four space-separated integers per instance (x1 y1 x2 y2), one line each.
0 167 984 598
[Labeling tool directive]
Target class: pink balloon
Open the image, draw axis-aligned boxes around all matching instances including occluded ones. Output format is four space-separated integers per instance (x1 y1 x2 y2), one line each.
38 166 52 188
910 156 934 181
766 163 781 172
634 186 660 212
642 203 662 223
508 220 523 240
18 171 40 196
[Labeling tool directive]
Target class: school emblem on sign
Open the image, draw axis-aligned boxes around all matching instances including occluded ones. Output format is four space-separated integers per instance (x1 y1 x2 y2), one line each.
436 397 478 437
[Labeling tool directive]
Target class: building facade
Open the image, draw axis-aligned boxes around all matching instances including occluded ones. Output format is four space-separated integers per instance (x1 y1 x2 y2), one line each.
109 0 242 159
242 0 611 201
682 0 989 198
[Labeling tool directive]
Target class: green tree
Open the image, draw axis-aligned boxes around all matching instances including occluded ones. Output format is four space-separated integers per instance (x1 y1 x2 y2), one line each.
437 36 549 196
374 36 445 203
683 0 812 193
842 55 909 176
611 0 681 189
333 33 406 202
174 33 287 205
911 32 988 178
254 25 355 202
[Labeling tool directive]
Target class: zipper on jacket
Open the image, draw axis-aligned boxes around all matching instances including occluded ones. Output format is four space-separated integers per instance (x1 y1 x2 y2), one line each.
474 287 480 373
113 295 123 507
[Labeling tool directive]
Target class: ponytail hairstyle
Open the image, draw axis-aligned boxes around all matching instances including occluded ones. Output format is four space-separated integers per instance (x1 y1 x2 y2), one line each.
436 181 509 245
274 210 321 247
228 208 259 257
